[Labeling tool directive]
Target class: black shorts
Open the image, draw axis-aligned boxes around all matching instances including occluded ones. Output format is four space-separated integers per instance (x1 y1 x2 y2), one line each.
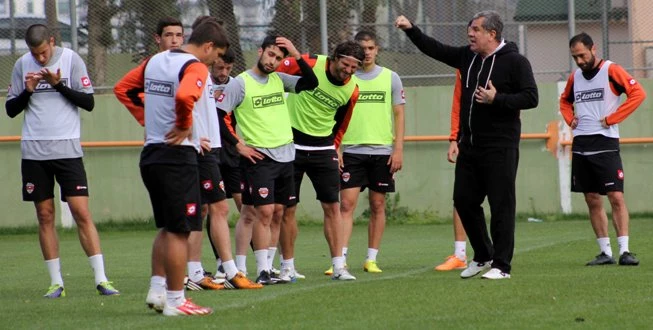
219 163 242 198
340 153 395 193
241 157 295 206
140 163 202 233
21 158 89 202
571 151 624 195
291 149 340 205
198 150 227 204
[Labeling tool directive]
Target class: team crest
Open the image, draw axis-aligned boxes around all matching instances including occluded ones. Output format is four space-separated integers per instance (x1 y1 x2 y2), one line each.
25 182 35 194
217 93 225 102
186 203 197 216
202 180 213 191
258 187 269 199
342 172 351 183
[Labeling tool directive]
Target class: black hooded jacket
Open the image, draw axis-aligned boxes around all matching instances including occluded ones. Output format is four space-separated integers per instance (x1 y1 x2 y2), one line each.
404 25 538 148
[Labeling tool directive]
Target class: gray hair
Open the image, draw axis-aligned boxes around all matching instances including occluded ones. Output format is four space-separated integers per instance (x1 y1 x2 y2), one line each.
472 10 503 42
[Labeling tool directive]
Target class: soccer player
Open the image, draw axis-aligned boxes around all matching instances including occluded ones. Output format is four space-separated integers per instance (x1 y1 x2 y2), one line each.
560 32 645 266
339 30 405 274
217 35 318 285
276 41 364 281
435 71 468 272
139 20 228 316
5 24 119 298
208 48 235 279
396 11 539 280
114 16 184 125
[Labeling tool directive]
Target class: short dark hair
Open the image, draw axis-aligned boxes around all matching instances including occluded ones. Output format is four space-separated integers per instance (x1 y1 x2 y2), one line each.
25 24 51 47
354 30 377 44
220 48 236 63
188 20 230 49
260 35 288 57
331 40 365 63
569 32 594 49
472 10 503 41
156 17 182 36
191 15 221 30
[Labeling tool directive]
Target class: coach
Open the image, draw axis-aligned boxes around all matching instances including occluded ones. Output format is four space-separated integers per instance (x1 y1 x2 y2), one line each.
395 10 538 279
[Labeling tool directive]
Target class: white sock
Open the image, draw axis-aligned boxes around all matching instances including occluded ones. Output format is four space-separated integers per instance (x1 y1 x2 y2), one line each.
45 258 64 286
342 247 348 259
332 256 345 270
267 247 277 270
222 260 239 280
88 254 108 285
254 249 268 275
597 237 613 257
366 248 378 262
454 241 467 260
150 275 167 292
166 290 184 308
188 261 205 283
617 236 629 255
235 255 247 274
282 257 295 270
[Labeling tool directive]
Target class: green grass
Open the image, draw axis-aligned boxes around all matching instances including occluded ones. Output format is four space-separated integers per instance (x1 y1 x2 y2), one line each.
1 219 652 329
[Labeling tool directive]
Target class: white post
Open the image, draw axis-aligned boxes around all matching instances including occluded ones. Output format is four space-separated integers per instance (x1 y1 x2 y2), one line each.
556 81 573 214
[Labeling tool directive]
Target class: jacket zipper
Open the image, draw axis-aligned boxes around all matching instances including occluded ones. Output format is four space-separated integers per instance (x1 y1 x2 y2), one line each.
469 58 486 146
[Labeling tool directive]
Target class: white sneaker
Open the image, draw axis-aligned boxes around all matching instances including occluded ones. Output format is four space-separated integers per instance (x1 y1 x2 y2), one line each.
332 267 356 281
213 270 226 280
293 270 306 279
278 267 297 283
481 268 511 280
460 260 492 279
145 288 166 313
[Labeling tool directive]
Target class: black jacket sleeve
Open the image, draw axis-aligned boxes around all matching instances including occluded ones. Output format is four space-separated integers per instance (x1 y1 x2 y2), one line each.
493 55 539 111
5 89 32 118
54 82 95 111
217 109 239 145
294 57 319 92
403 24 468 69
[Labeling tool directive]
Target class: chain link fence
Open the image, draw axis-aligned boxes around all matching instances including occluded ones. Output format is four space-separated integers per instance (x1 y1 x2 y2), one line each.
0 0 650 92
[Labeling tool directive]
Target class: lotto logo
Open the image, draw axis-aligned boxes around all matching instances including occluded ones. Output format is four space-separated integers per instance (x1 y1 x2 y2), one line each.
25 182 35 194
342 172 351 183
357 91 386 103
202 180 213 191
186 203 197 216
145 79 173 97
283 59 290 66
76 185 88 190
575 88 604 103
617 169 624 180
219 181 225 192
252 92 284 109
629 79 636 85
258 187 269 198
196 79 203 88
81 76 91 87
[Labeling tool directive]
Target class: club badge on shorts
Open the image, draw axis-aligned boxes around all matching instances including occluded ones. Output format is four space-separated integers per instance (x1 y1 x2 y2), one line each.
341 172 351 183
258 187 269 199
25 182 35 194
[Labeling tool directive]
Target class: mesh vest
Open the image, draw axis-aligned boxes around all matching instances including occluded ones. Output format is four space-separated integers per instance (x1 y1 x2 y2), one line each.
341 67 393 145
235 71 293 148
287 55 357 137
572 60 621 138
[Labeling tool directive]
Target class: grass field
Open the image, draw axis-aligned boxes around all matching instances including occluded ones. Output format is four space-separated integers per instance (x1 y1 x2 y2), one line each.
1 218 652 329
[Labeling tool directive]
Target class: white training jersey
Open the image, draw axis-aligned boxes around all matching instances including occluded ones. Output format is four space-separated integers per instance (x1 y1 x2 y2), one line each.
572 60 621 138
17 48 90 141
196 72 221 149
143 50 203 151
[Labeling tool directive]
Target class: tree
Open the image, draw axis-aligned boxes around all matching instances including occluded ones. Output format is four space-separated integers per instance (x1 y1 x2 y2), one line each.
85 0 118 87
206 0 246 75
45 0 62 46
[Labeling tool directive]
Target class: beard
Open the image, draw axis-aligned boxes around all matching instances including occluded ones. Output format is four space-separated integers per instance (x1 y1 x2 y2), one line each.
580 54 596 72
257 59 274 74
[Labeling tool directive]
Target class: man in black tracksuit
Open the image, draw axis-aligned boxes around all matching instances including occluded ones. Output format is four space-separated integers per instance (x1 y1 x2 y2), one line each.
396 11 538 279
